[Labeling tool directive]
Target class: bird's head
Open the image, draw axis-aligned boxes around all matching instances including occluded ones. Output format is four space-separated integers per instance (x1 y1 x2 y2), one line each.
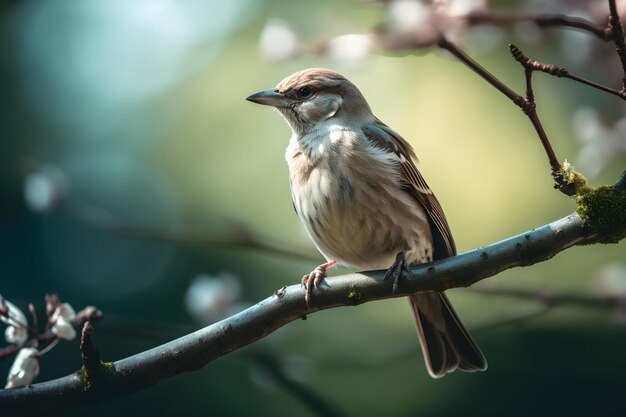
246 68 372 135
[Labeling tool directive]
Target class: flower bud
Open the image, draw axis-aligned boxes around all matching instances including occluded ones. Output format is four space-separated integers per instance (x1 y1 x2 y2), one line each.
50 303 77 340
5 348 40 389
0 298 29 345
4 326 28 345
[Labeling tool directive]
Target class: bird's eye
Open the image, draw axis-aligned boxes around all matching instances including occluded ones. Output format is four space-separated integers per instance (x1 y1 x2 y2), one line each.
297 86 312 98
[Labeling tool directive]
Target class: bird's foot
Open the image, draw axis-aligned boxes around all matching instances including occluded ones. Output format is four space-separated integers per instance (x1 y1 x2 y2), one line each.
384 251 412 295
302 260 337 306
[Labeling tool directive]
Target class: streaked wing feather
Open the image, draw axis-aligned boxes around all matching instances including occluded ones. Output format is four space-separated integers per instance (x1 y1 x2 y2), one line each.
362 120 456 258
362 120 487 377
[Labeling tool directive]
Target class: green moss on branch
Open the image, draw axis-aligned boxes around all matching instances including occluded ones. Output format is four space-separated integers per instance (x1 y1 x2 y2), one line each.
556 160 590 196
74 361 115 392
556 161 625 243
576 185 626 243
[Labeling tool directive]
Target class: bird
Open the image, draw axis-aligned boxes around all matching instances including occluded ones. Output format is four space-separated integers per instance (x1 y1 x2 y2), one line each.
246 68 487 378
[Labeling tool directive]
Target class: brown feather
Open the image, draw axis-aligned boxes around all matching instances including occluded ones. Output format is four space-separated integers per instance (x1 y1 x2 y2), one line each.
369 118 456 258
363 119 487 376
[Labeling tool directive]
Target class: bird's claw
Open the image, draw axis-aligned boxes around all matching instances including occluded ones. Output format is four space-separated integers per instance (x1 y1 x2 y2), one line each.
384 251 412 295
302 260 337 307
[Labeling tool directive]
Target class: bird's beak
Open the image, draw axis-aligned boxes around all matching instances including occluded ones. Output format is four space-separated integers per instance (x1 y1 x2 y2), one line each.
245 89 291 108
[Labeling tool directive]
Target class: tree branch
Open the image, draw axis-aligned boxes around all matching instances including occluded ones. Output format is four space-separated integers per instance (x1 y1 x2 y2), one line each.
437 37 524 105
608 0 626 89
470 286 619 309
2 210 619 416
63 199 320 262
249 351 348 417
376 3 626 194
508 44 626 100
466 11 610 40
507 44 564 178
436 37 570 193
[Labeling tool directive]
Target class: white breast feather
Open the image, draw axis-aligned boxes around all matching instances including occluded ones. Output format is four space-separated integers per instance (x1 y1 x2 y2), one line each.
286 126 433 269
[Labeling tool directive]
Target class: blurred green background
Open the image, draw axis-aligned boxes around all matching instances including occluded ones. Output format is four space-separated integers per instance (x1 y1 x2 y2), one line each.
1 0 625 416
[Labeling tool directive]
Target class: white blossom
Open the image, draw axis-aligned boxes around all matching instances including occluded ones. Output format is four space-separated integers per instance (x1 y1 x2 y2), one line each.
23 165 67 213
259 18 298 61
185 272 243 324
327 34 373 68
387 0 490 47
50 302 77 340
596 264 626 325
5 347 40 389
597 264 626 297
0 298 29 345
4 326 28 345
573 107 626 178
388 0 430 32
445 0 488 16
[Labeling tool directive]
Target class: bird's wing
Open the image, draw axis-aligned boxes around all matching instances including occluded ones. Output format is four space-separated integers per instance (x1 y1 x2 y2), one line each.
362 121 487 378
362 120 456 258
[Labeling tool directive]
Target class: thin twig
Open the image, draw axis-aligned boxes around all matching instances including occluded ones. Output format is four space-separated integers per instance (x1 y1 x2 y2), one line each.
437 37 524 105
436 37 567 192
250 352 347 417
467 11 610 40
472 304 553 333
507 44 562 177
0 340 38 360
509 43 626 99
608 0 626 89
469 286 617 309
28 304 38 335
37 338 60 357
64 199 321 263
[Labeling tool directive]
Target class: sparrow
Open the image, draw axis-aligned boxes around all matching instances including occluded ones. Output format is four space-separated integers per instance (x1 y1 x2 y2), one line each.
246 68 487 378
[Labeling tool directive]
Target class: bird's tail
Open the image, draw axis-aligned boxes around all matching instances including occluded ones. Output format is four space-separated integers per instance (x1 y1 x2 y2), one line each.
408 292 487 378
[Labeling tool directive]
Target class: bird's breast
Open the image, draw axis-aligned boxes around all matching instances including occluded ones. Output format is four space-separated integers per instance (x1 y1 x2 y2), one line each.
286 132 433 269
